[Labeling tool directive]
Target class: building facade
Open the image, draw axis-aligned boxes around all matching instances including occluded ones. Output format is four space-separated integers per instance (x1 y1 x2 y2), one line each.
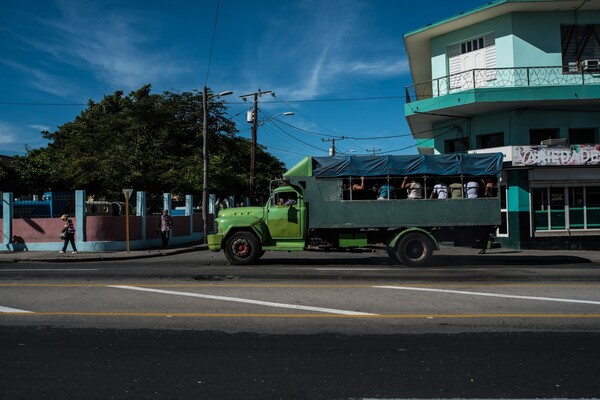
403 0 600 250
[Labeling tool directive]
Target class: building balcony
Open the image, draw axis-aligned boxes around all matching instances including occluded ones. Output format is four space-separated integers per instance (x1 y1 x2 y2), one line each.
405 65 600 103
404 65 600 139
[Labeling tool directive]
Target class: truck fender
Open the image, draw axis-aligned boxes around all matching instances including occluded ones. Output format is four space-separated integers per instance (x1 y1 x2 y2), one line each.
222 221 269 246
388 228 439 251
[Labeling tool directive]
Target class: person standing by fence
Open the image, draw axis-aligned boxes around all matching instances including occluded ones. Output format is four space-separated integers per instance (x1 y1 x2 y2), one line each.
59 214 78 254
159 209 174 249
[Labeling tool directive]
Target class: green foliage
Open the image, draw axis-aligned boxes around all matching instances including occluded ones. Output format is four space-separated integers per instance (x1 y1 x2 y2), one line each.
6 85 286 198
2 147 59 195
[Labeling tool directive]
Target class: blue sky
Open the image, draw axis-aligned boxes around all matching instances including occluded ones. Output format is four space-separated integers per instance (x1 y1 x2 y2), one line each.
0 0 485 168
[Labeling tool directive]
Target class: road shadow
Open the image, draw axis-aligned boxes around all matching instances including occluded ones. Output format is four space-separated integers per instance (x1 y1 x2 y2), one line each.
253 250 594 268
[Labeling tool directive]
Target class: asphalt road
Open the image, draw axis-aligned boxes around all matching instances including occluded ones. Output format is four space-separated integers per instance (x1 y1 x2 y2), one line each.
2 328 599 399
1 250 600 399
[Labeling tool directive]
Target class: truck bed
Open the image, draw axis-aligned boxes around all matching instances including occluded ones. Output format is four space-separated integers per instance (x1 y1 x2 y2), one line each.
290 176 500 229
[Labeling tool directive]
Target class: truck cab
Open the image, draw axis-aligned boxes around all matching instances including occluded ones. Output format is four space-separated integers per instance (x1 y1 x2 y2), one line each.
208 182 308 264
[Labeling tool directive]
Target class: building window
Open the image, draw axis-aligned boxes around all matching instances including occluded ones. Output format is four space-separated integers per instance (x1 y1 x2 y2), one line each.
478 132 504 149
445 138 470 153
529 129 559 145
532 185 600 232
461 37 485 54
561 25 600 73
448 33 496 90
569 128 596 145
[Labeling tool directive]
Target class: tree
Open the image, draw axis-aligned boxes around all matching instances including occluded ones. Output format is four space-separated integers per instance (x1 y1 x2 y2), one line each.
25 85 287 200
2 147 58 196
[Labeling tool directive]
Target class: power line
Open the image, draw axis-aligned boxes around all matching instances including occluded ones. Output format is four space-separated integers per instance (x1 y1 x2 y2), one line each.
269 119 328 153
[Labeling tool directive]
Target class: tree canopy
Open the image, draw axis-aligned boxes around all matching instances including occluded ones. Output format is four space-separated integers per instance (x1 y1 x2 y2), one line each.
3 85 286 201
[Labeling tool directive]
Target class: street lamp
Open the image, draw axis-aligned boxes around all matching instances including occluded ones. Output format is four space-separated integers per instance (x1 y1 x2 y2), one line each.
258 112 295 125
202 86 233 244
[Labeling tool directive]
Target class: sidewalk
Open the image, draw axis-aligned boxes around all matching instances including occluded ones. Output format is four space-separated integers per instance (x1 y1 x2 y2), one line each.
0 244 599 263
0 244 208 263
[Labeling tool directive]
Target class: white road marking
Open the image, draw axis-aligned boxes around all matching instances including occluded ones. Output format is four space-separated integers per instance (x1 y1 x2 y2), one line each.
109 285 377 316
0 306 33 313
0 269 98 272
316 268 393 271
374 285 600 306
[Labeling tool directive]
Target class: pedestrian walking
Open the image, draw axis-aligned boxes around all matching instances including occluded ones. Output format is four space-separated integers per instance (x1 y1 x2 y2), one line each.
59 214 78 254
159 209 174 249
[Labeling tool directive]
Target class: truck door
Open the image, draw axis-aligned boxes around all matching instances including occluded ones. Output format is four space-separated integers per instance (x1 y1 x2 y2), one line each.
267 190 303 239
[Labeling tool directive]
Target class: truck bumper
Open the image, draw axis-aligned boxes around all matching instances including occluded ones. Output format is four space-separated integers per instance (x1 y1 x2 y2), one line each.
207 234 223 251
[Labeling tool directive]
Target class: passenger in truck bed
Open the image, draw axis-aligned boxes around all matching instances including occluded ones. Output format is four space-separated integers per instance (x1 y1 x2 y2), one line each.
402 176 423 199
377 182 395 200
352 176 365 190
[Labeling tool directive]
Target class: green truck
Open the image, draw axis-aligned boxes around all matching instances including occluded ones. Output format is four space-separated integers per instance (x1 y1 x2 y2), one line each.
208 153 503 266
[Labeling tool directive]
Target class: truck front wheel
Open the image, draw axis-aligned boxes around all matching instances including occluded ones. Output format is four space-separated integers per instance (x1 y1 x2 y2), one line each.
224 231 261 265
395 232 433 267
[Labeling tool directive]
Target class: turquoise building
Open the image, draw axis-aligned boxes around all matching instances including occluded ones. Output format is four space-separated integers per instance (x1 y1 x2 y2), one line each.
404 0 600 250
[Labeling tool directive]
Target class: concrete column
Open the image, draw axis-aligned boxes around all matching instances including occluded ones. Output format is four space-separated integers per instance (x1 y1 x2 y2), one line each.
137 191 147 240
208 194 216 215
163 193 172 213
2 192 13 246
185 194 193 235
75 190 85 243
209 194 217 233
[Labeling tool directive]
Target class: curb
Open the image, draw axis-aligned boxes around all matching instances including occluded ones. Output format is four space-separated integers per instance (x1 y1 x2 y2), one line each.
0 245 208 263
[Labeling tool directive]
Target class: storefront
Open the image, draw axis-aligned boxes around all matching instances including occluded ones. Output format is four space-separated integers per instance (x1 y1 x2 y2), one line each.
499 145 600 250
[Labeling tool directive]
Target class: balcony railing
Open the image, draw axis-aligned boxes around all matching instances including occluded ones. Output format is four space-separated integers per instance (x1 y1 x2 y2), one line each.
405 66 600 103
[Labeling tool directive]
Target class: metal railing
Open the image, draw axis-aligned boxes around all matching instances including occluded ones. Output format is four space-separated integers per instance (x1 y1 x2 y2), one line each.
405 66 600 103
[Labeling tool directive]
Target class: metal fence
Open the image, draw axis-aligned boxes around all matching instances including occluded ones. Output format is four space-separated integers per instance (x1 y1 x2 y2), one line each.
405 66 600 103
13 191 75 218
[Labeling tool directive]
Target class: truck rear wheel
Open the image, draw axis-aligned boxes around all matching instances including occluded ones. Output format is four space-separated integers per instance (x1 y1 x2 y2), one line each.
395 232 433 267
224 231 261 265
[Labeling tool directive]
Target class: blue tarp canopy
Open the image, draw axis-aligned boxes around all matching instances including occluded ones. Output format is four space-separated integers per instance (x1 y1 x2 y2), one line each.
311 153 503 177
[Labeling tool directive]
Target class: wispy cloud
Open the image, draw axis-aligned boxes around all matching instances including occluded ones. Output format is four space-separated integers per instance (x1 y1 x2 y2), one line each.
29 124 52 132
7 0 191 93
0 134 15 146
246 0 409 100
1 60 81 99
0 121 49 153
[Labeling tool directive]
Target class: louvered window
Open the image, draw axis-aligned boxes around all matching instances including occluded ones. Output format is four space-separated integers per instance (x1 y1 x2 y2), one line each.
448 34 496 90
561 25 600 73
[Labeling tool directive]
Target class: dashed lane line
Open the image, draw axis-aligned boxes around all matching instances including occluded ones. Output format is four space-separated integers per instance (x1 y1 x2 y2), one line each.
0 269 98 272
0 305 33 313
108 285 377 316
375 285 600 306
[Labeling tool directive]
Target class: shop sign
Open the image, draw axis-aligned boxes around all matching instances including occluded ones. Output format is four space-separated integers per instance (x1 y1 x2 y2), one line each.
512 145 600 166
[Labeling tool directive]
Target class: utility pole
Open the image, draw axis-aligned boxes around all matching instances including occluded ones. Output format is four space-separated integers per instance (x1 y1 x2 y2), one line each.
201 87 233 244
366 147 381 155
240 89 273 202
202 85 210 244
322 137 344 156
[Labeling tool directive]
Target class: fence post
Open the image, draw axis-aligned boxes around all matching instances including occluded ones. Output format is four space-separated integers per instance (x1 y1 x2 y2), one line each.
75 190 85 243
2 192 13 248
209 194 217 233
137 191 146 240
185 194 193 236
163 193 172 213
